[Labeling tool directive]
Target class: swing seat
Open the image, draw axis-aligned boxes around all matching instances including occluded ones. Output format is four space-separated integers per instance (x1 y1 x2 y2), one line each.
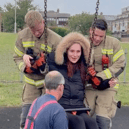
64 107 91 112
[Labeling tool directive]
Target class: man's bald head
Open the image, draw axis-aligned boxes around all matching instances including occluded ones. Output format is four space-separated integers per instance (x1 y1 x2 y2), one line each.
45 71 65 90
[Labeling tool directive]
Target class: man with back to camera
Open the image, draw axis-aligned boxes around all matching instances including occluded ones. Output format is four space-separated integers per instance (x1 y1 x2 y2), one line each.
85 19 125 129
24 70 68 129
13 10 62 129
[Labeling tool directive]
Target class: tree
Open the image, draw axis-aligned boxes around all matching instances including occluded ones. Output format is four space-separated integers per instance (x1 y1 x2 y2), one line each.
0 6 3 32
3 0 37 32
0 6 3 12
68 12 102 35
16 0 37 30
3 3 15 32
68 12 95 35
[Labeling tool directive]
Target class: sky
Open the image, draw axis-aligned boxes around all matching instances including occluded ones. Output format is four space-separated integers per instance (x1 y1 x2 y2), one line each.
1 0 129 16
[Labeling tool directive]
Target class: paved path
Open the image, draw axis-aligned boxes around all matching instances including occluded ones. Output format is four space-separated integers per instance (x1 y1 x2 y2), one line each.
0 106 129 129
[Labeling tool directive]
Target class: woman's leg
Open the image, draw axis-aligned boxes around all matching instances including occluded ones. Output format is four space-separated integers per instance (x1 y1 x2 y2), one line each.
79 113 98 129
66 112 86 129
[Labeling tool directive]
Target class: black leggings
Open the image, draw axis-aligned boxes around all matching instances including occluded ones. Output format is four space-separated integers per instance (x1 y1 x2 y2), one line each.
66 112 98 129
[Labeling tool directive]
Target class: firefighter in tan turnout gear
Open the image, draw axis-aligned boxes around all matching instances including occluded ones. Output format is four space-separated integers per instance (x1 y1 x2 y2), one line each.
13 10 62 129
85 19 125 129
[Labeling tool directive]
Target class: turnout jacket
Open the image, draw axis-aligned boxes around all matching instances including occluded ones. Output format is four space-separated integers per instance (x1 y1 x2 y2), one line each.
13 27 62 88
87 36 125 90
48 32 90 109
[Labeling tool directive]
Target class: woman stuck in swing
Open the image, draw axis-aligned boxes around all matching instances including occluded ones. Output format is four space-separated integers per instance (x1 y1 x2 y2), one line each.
47 32 98 129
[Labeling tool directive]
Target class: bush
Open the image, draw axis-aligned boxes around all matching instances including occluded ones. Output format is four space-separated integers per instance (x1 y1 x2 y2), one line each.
106 30 112 36
49 26 70 37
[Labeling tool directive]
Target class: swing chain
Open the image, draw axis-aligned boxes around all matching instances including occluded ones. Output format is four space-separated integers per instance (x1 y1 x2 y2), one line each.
87 0 100 66
44 0 48 55
41 0 49 74
94 0 100 22
85 0 100 108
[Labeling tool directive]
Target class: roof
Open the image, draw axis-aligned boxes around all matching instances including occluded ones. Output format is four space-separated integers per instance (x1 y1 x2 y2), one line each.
40 11 70 18
103 15 117 21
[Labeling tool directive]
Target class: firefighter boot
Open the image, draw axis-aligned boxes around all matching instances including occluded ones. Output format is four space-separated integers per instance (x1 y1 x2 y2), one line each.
20 104 31 129
96 115 112 129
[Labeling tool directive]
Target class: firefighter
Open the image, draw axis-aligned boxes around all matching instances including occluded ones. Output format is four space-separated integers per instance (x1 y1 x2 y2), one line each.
13 10 62 129
85 19 125 129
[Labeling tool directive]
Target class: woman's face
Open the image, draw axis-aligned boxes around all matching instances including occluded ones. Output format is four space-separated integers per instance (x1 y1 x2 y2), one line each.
67 43 81 63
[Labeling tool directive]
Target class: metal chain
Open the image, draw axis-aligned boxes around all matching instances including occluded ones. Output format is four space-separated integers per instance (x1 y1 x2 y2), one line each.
87 0 100 67
44 0 48 55
85 0 100 108
40 0 49 74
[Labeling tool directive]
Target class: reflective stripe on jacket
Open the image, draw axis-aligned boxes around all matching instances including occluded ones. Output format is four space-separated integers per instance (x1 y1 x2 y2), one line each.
24 76 44 87
13 27 62 87
87 36 125 90
91 36 125 80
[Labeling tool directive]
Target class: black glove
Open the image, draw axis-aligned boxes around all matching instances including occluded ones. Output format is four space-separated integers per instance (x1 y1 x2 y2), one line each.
96 79 110 90
88 76 102 89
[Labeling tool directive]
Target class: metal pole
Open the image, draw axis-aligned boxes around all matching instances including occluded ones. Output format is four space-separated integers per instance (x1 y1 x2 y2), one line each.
14 0 17 33
123 48 127 83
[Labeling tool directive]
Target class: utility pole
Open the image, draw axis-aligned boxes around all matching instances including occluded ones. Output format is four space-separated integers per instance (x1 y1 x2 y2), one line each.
0 11 2 32
14 0 17 33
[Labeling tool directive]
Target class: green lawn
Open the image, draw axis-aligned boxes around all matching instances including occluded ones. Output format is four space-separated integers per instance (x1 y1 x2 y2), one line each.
0 32 128 106
116 42 129 106
0 32 23 107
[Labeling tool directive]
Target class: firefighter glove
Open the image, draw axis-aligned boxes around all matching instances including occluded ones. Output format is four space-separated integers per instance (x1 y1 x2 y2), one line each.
87 66 96 77
24 63 39 74
87 66 102 88
35 52 46 72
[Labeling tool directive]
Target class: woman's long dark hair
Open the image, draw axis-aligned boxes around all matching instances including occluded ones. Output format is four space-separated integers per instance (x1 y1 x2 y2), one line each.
65 47 87 85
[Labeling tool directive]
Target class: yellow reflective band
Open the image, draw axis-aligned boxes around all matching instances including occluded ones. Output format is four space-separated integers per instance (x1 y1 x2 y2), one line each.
41 44 52 53
24 76 44 86
104 69 112 79
14 46 24 57
22 41 35 47
113 50 124 62
19 62 24 70
102 49 113 55
114 84 119 89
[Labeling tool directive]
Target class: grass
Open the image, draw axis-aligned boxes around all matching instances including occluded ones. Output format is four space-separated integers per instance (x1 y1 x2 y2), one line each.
117 84 129 106
0 32 23 107
0 83 23 107
0 32 129 107
0 32 21 81
116 42 129 106
118 43 129 82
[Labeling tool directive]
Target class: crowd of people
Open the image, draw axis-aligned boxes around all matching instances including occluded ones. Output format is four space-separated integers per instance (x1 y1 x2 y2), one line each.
13 10 125 129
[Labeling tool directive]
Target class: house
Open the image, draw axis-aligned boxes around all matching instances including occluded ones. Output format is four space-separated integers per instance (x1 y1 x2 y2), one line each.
40 9 70 27
102 6 129 41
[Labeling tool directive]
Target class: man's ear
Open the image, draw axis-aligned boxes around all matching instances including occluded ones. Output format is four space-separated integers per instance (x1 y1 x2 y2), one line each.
56 84 61 91
58 84 64 92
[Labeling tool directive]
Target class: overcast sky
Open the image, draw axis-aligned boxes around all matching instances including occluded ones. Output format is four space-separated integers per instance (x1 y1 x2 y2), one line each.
1 0 129 16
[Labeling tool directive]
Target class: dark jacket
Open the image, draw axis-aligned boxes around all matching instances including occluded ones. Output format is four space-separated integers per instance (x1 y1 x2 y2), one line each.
48 52 86 109
47 32 90 109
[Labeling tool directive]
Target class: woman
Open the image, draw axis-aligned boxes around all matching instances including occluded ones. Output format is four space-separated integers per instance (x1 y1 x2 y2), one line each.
47 32 98 129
